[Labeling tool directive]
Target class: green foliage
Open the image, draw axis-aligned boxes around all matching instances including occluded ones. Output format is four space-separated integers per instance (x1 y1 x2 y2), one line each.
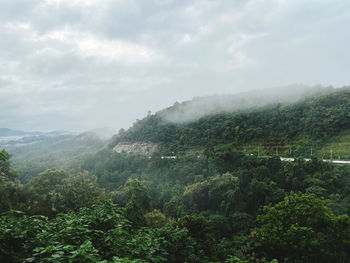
112 179 152 228
59 171 105 212
0 150 8 161
249 193 350 262
0 201 129 262
0 201 217 263
0 150 18 181
177 215 217 261
82 150 149 190
0 150 23 213
26 169 70 216
81 141 350 261
26 169 105 217
145 209 167 228
180 172 240 215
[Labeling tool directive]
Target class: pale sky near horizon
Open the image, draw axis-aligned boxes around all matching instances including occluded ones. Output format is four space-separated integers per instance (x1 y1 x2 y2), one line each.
0 0 349 132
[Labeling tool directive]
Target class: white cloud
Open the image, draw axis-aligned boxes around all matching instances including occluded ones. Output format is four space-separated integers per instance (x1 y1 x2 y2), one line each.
40 30 161 62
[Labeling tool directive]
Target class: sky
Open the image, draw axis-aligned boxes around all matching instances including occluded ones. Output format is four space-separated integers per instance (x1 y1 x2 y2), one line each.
0 0 350 132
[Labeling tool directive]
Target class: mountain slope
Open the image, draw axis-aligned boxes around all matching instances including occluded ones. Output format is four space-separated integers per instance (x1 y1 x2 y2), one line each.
110 86 350 159
5 131 112 182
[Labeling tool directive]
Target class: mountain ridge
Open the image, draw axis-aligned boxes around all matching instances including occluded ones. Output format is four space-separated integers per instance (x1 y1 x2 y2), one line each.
0 128 72 137
110 86 350 159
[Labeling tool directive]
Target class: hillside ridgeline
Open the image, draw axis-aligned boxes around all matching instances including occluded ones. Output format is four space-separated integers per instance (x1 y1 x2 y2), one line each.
111 86 350 159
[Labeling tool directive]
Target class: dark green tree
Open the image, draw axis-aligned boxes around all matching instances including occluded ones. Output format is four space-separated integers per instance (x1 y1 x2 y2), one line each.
249 193 350 262
0 150 22 213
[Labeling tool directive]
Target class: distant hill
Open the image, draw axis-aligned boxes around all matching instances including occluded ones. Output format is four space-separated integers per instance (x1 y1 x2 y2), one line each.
0 128 72 137
3 129 113 183
110 86 350 159
0 128 40 137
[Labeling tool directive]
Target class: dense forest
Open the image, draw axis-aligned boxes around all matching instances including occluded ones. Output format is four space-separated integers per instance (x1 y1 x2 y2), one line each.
1 87 350 262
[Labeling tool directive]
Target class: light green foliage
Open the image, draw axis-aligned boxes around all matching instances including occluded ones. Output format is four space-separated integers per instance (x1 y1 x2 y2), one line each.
60 171 105 212
0 200 130 263
145 209 167 228
26 169 105 216
0 201 205 263
26 169 70 216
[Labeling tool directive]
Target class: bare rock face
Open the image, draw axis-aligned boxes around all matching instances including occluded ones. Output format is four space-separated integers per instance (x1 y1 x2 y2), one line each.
113 142 159 156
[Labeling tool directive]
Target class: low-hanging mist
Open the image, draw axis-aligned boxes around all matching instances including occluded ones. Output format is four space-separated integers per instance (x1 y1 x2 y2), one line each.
159 84 333 124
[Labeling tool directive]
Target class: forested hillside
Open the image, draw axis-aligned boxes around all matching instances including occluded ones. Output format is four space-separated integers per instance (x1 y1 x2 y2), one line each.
1 88 350 262
112 86 350 159
2 130 112 183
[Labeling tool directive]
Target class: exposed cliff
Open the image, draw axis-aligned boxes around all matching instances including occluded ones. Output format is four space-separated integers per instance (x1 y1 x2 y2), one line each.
113 142 159 156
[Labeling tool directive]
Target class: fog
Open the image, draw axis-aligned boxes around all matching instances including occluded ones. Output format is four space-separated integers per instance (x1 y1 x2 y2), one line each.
0 0 349 132
160 84 333 123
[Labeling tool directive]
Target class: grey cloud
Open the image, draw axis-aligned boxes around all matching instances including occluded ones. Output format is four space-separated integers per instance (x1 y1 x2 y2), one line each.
0 0 40 22
0 0 349 131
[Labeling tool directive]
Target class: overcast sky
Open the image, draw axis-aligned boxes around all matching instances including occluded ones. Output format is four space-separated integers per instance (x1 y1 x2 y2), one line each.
1 0 349 132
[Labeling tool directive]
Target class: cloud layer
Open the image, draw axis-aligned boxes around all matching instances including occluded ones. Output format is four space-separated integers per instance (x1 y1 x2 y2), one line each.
1 0 349 131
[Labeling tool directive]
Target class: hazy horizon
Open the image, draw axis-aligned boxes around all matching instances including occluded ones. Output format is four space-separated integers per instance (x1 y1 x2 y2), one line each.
1 84 339 133
1 0 350 132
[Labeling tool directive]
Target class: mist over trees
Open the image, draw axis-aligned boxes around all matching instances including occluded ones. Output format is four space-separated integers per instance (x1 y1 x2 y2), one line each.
1 87 350 262
160 84 333 124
